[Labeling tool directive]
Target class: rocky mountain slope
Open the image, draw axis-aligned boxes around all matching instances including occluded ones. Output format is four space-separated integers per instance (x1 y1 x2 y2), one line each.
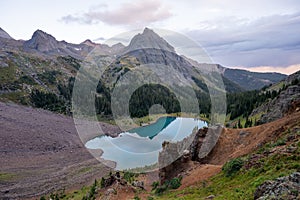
0 102 120 199
250 70 300 124
0 27 12 39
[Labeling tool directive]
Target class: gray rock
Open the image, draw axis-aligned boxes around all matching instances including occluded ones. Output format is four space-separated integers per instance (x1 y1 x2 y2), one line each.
205 195 215 199
105 188 117 195
158 126 223 184
132 181 144 189
252 84 300 124
254 172 300 200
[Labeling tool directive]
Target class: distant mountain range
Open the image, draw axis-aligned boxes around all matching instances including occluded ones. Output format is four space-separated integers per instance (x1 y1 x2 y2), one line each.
222 68 287 91
0 27 289 116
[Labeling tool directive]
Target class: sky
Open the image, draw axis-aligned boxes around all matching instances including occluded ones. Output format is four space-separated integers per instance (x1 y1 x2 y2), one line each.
1 0 300 74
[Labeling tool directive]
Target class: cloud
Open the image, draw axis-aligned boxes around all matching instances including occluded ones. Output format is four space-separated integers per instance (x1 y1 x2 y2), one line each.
186 12 300 67
93 37 106 42
60 0 172 26
231 64 300 75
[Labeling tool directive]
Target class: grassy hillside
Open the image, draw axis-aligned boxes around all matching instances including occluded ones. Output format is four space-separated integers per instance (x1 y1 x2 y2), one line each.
154 123 300 199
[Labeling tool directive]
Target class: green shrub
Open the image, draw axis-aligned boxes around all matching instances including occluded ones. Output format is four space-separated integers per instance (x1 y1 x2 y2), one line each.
100 177 105 188
151 181 159 191
133 195 140 200
153 177 182 195
272 139 286 147
123 171 135 183
169 177 182 189
155 184 168 195
222 158 244 177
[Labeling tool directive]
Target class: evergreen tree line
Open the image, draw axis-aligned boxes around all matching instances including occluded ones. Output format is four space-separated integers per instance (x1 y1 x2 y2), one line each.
128 84 181 118
30 82 273 119
30 89 67 113
30 76 299 120
227 79 300 120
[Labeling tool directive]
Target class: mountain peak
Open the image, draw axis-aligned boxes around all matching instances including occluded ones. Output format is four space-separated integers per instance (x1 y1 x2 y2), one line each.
32 29 56 40
0 27 13 39
81 39 97 47
125 27 175 53
24 29 59 52
142 27 154 34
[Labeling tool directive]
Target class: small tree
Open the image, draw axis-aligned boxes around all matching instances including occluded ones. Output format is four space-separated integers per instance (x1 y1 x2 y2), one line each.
151 181 159 191
238 119 243 129
169 177 182 189
100 177 105 188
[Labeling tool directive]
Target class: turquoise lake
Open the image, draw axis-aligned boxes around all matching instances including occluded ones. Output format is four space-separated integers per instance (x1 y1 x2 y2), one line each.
85 117 207 170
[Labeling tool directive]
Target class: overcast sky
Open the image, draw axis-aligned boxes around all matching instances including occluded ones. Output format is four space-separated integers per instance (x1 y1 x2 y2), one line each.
1 0 300 74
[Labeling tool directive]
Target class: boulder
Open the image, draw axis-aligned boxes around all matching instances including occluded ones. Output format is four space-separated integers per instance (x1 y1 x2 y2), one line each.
132 181 144 189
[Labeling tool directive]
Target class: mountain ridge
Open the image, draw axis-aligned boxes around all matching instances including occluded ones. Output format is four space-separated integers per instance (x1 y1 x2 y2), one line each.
222 68 287 90
0 27 287 92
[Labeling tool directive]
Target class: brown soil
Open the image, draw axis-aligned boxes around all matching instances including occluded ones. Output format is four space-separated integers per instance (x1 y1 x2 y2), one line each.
205 110 300 165
0 102 119 199
179 163 222 189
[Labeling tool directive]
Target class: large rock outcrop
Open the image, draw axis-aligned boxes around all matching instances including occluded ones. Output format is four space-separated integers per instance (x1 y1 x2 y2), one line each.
158 126 223 183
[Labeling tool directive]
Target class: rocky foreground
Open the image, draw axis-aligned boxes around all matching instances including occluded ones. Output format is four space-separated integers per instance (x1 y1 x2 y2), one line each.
0 102 119 199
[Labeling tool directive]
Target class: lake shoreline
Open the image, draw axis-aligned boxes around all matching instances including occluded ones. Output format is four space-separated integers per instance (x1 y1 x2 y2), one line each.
86 116 207 170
